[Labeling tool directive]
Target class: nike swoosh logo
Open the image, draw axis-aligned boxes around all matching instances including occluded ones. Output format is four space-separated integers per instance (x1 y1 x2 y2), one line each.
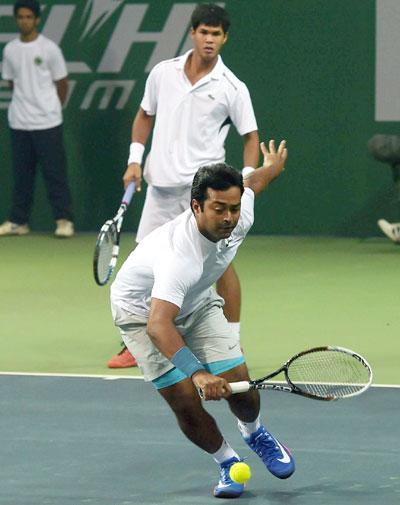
217 483 233 488
276 441 291 464
228 343 239 350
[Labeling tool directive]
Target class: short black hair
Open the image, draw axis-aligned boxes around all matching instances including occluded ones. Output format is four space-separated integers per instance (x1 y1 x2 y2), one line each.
191 163 244 211
14 0 41 18
191 3 230 33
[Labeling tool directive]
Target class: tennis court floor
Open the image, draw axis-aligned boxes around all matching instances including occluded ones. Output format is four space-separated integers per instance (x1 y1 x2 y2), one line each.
1 374 399 505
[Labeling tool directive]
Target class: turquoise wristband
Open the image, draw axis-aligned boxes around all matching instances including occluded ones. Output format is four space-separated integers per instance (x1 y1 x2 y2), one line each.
171 346 205 377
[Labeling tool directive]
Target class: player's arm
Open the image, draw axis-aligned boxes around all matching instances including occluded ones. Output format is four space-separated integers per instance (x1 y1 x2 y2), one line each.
243 140 287 196
55 77 68 106
122 107 154 191
147 298 186 358
242 130 259 170
2 49 14 91
147 298 232 400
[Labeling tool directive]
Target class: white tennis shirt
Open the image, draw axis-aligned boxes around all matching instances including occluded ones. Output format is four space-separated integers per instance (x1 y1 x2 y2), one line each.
111 187 255 320
141 51 258 187
1 34 67 130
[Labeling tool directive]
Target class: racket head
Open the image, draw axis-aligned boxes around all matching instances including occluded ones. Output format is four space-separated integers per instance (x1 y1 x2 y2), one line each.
93 220 119 286
285 346 373 400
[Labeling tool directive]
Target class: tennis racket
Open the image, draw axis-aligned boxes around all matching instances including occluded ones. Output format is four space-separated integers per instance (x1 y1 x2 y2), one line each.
93 182 136 286
227 346 373 401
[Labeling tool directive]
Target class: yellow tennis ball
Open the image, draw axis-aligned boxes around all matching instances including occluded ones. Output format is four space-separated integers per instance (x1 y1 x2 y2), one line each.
229 462 251 484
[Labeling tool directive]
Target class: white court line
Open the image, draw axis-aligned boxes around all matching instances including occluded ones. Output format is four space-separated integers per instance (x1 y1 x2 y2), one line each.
0 371 399 388
0 371 143 380
370 383 400 388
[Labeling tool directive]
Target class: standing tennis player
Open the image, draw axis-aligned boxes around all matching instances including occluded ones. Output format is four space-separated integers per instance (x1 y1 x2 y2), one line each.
108 3 259 367
0 0 74 238
111 140 295 498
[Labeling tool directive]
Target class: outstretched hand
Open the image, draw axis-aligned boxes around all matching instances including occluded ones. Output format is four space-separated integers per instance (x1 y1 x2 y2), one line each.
243 140 288 195
261 140 287 181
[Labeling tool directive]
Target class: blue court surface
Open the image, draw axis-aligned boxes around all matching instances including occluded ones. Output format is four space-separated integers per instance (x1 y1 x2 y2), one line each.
1 374 399 505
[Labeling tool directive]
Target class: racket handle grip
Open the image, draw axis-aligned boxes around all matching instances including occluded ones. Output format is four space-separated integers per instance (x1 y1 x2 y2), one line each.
122 182 136 205
229 381 251 394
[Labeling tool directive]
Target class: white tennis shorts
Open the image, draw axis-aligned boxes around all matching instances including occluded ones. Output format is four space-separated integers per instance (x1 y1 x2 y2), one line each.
111 290 243 382
136 184 192 242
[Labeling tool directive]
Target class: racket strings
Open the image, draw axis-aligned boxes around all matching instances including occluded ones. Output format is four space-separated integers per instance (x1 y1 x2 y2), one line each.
287 350 371 399
96 226 117 283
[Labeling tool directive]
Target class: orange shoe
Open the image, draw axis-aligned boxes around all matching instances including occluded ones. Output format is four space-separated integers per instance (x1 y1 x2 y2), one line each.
107 346 137 368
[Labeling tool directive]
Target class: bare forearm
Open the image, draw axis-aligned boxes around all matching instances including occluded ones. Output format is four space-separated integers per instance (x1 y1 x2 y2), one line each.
55 78 68 105
147 319 186 360
147 299 230 399
243 165 276 195
147 298 185 359
124 108 154 189
131 107 154 145
243 130 260 168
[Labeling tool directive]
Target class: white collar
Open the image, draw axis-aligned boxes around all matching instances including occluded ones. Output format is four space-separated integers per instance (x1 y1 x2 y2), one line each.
175 50 225 81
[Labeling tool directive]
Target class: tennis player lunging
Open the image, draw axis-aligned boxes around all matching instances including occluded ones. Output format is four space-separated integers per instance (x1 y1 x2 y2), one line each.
108 3 259 367
110 140 295 498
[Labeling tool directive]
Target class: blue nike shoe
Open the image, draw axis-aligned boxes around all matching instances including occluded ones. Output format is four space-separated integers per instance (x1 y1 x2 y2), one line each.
213 457 245 498
244 426 295 479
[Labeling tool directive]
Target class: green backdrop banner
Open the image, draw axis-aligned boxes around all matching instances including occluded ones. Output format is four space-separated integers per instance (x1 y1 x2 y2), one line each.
0 0 398 235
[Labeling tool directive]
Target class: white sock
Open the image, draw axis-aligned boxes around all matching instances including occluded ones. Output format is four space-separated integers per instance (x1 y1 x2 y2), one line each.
212 439 240 465
237 415 261 439
228 322 240 339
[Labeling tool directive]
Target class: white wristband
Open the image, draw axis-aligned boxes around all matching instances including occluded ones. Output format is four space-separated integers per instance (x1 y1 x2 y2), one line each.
128 142 145 166
242 166 256 178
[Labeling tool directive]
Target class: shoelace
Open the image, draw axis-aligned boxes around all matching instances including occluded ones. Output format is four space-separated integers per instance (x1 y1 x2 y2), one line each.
219 460 241 485
219 464 232 484
251 432 281 464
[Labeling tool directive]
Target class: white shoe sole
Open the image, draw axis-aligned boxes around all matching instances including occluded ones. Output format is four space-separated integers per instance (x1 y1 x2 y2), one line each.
377 219 400 243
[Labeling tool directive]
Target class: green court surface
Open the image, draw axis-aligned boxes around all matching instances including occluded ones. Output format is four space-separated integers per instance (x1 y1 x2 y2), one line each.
0 234 399 384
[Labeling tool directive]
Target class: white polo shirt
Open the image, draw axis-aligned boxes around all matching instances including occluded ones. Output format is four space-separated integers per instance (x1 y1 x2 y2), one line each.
141 51 258 187
111 187 255 320
1 34 67 130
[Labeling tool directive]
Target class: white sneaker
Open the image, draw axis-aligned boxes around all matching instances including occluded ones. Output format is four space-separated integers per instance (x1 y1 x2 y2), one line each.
55 219 74 238
0 221 30 236
377 219 400 243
